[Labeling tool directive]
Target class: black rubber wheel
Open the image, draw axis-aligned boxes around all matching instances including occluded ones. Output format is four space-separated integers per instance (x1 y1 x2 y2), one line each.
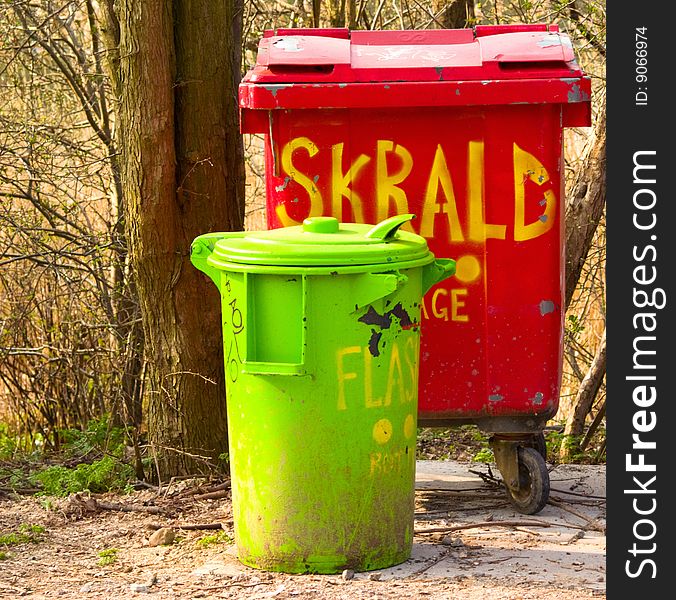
530 432 547 461
506 446 550 515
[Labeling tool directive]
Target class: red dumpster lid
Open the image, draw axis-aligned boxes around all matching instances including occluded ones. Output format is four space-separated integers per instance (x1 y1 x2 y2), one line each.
240 25 591 111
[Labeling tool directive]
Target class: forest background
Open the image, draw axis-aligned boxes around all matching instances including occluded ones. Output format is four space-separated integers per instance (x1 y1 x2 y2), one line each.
0 0 605 490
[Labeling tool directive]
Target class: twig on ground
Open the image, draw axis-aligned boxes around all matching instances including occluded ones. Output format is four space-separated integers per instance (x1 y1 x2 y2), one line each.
414 519 552 534
71 493 170 515
404 548 452 578
547 497 606 532
145 521 230 531
193 489 229 501
468 468 502 487
198 581 276 591
0 486 41 495
550 486 605 500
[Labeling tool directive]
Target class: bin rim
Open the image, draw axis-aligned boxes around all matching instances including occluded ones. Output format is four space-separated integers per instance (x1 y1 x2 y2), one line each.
194 217 437 269
203 253 438 276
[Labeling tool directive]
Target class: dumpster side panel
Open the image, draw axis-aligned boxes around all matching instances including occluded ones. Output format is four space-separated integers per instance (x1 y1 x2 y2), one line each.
263 104 564 425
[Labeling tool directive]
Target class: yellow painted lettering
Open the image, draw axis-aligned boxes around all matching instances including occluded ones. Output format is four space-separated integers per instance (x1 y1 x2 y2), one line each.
336 345 361 410
376 140 413 226
451 289 469 322
420 144 464 242
370 452 382 476
276 137 323 226
385 341 405 406
331 143 370 222
404 337 419 404
468 140 507 242
513 143 557 241
432 288 449 321
421 298 430 320
363 349 383 408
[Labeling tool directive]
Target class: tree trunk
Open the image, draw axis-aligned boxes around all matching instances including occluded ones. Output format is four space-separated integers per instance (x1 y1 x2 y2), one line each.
559 328 606 462
432 0 475 29
312 0 321 27
116 0 244 478
564 97 606 310
89 0 145 430
326 0 345 27
325 0 355 27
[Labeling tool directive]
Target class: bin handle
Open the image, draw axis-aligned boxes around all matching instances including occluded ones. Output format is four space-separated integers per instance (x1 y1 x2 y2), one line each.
191 233 226 289
242 362 306 376
365 214 415 241
242 273 308 377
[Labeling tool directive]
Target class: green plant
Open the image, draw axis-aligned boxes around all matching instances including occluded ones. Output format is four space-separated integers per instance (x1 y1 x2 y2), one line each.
544 429 564 458
97 548 118 566
38 497 55 511
470 429 490 444
0 551 9 560
30 456 135 497
472 447 494 463
566 314 586 336
0 524 45 546
58 415 127 458
196 530 233 548
19 524 45 535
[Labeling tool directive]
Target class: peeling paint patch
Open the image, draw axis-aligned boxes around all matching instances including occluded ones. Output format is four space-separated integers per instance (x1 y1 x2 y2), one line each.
262 84 288 97
359 306 391 329
488 394 504 402
313 174 320 183
538 215 548 223
567 82 590 103
537 34 561 48
368 330 383 357
275 176 291 192
539 198 547 206
272 37 303 52
384 84 391 89
530 392 544 406
539 300 556 316
338 83 347 88
455 88 460 95
358 303 417 357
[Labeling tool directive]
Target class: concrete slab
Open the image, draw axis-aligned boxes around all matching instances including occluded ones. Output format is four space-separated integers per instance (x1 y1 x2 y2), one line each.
195 460 606 593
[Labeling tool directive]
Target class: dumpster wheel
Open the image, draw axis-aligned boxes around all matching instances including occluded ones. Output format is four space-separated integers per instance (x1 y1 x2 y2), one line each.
506 446 550 515
529 432 547 461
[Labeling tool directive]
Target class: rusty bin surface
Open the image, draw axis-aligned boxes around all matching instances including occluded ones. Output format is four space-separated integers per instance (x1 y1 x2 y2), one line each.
239 24 592 514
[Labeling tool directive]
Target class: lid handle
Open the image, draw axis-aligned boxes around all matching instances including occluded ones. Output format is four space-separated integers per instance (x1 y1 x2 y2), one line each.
365 214 415 241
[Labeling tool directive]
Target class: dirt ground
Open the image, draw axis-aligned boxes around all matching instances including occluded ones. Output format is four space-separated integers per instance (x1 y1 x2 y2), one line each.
0 459 606 600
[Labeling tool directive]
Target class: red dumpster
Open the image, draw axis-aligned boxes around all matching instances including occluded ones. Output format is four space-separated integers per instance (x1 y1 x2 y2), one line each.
239 24 592 514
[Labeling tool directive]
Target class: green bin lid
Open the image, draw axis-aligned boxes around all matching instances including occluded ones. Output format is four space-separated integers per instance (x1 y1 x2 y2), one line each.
209 214 432 267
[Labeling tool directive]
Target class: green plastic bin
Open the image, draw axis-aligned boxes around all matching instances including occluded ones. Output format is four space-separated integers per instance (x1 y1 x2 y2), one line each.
191 214 455 574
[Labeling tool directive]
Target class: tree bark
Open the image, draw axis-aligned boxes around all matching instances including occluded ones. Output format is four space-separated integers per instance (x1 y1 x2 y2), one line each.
116 0 244 478
564 97 606 310
559 328 606 463
326 0 345 27
89 0 145 430
325 0 356 27
432 0 475 29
